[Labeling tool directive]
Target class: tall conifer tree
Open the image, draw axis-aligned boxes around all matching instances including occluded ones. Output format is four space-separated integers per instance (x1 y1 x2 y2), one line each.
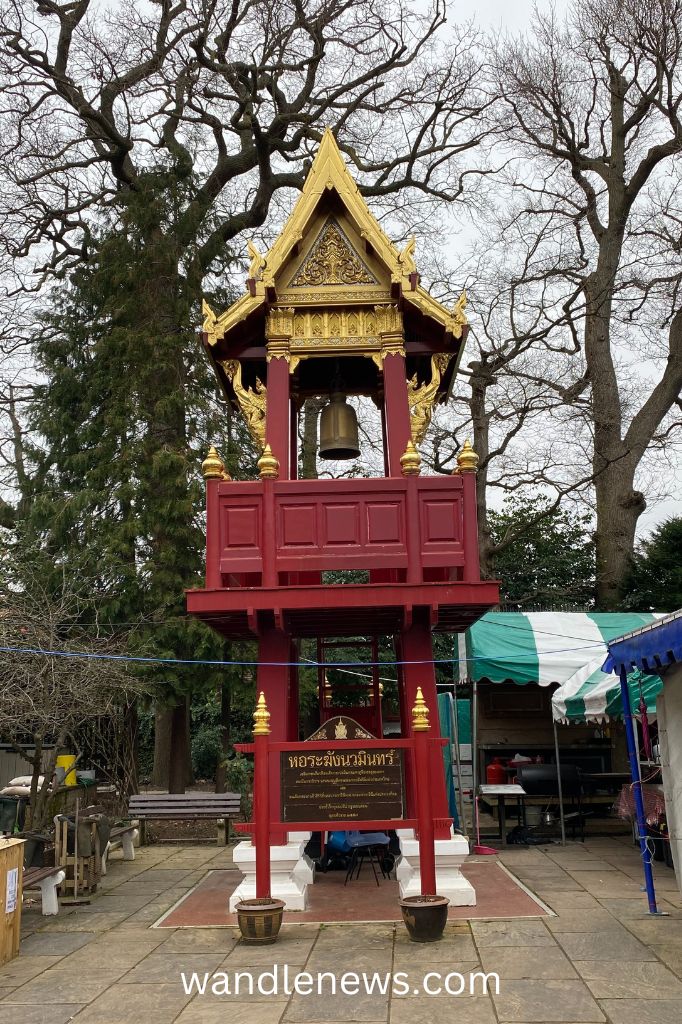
27 182 258 789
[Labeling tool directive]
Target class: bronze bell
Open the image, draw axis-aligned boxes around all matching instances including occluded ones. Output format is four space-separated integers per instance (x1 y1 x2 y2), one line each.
319 389 360 460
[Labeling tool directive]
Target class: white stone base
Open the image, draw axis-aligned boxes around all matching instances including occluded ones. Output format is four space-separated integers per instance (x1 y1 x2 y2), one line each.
396 828 476 906
229 833 312 912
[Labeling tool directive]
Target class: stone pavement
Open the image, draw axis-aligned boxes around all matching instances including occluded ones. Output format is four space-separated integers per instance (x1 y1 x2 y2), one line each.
2 836 682 1023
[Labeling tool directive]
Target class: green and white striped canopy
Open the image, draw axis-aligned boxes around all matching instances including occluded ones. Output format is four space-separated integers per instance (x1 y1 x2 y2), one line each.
459 612 663 723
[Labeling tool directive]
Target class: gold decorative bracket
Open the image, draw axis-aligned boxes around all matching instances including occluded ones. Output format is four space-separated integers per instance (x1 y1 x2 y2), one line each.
202 300 219 347
451 290 468 338
407 352 453 444
221 359 267 451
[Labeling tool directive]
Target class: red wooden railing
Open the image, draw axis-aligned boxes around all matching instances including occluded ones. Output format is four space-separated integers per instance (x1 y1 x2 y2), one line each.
205 474 480 589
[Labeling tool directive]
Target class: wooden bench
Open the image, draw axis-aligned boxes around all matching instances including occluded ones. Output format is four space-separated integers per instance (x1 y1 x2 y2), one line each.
101 824 139 875
128 793 241 846
23 866 66 916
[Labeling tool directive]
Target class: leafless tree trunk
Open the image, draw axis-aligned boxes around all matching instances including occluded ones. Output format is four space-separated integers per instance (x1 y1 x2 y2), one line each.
490 0 682 606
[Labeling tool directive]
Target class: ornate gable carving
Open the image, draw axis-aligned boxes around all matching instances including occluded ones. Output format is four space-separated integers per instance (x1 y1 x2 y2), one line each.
290 219 378 288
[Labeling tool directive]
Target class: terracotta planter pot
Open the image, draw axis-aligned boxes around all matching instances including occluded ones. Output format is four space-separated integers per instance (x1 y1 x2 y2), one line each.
235 898 285 944
399 894 449 942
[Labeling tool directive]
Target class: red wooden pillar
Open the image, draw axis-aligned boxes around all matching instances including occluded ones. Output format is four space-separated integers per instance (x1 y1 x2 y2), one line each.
265 356 290 478
288 641 300 741
382 351 411 476
205 478 222 589
400 620 450 837
412 687 437 895
289 401 299 480
253 692 271 898
257 626 290 844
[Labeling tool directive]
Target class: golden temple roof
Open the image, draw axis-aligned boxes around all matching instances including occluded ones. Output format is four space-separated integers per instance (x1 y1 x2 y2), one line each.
202 129 466 347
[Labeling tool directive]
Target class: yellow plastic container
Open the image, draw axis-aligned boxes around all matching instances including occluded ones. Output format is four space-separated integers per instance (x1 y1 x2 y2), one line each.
55 754 77 786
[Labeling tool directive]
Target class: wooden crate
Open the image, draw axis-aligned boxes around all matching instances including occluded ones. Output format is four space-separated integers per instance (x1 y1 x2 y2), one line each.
0 838 24 966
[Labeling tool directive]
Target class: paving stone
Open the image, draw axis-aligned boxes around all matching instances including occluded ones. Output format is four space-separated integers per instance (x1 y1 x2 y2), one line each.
599 998 682 1024
574 959 682 998
539 892 602 911
552 859 612 869
71 896 152 915
471 919 556 947
389 995 496 1023
491 978 605 1022
3 971 122 1004
0 1005 84 1023
226 935 319 967
36 913 131 933
176 1002 285 1024
622 916 682 945
569 872 643 896
69 982 192 1022
46 942 160 971
307 951 393 975
161 928 240 952
650 943 682 976
119 953 225 984
598 897 678 919
0 957 63 986
283 987 389 1022
478 945 577 979
546 909 623 932
313 925 393 950
393 930 478 963
556 929 656 961
18 932 96 956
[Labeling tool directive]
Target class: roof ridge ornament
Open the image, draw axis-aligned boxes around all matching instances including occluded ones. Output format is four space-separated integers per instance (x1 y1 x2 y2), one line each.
247 240 266 281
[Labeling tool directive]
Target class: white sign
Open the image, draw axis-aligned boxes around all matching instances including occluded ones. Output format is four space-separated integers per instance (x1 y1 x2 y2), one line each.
5 867 18 914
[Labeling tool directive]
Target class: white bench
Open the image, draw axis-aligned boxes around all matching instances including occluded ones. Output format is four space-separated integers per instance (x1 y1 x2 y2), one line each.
23 866 66 916
101 824 139 875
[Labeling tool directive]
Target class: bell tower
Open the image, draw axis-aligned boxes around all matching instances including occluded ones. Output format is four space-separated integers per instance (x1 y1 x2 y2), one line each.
189 131 499 908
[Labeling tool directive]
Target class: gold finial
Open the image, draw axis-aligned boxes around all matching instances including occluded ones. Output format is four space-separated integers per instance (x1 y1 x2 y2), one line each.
253 691 271 736
456 438 479 474
400 440 421 476
257 443 279 480
202 445 225 480
412 687 430 732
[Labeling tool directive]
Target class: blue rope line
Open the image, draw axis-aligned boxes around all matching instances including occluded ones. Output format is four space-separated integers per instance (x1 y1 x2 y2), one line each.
0 642 610 668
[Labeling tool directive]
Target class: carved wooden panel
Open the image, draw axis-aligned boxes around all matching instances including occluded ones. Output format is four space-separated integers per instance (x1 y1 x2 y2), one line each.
280 503 317 548
419 497 464 567
219 500 263 573
323 503 361 546
366 502 403 545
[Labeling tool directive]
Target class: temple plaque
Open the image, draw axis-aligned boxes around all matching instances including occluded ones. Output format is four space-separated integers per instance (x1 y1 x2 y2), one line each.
281 741 405 823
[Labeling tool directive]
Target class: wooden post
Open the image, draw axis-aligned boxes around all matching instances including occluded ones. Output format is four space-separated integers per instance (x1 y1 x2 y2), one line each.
0 838 24 966
412 688 437 895
253 692 271 899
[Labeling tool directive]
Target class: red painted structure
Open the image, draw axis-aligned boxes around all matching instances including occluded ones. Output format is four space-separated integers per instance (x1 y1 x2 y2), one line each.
187 132 499 874
236 725 446 897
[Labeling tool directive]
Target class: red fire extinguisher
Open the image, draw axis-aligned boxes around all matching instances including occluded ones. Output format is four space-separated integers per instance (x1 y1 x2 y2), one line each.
486 758 507 785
